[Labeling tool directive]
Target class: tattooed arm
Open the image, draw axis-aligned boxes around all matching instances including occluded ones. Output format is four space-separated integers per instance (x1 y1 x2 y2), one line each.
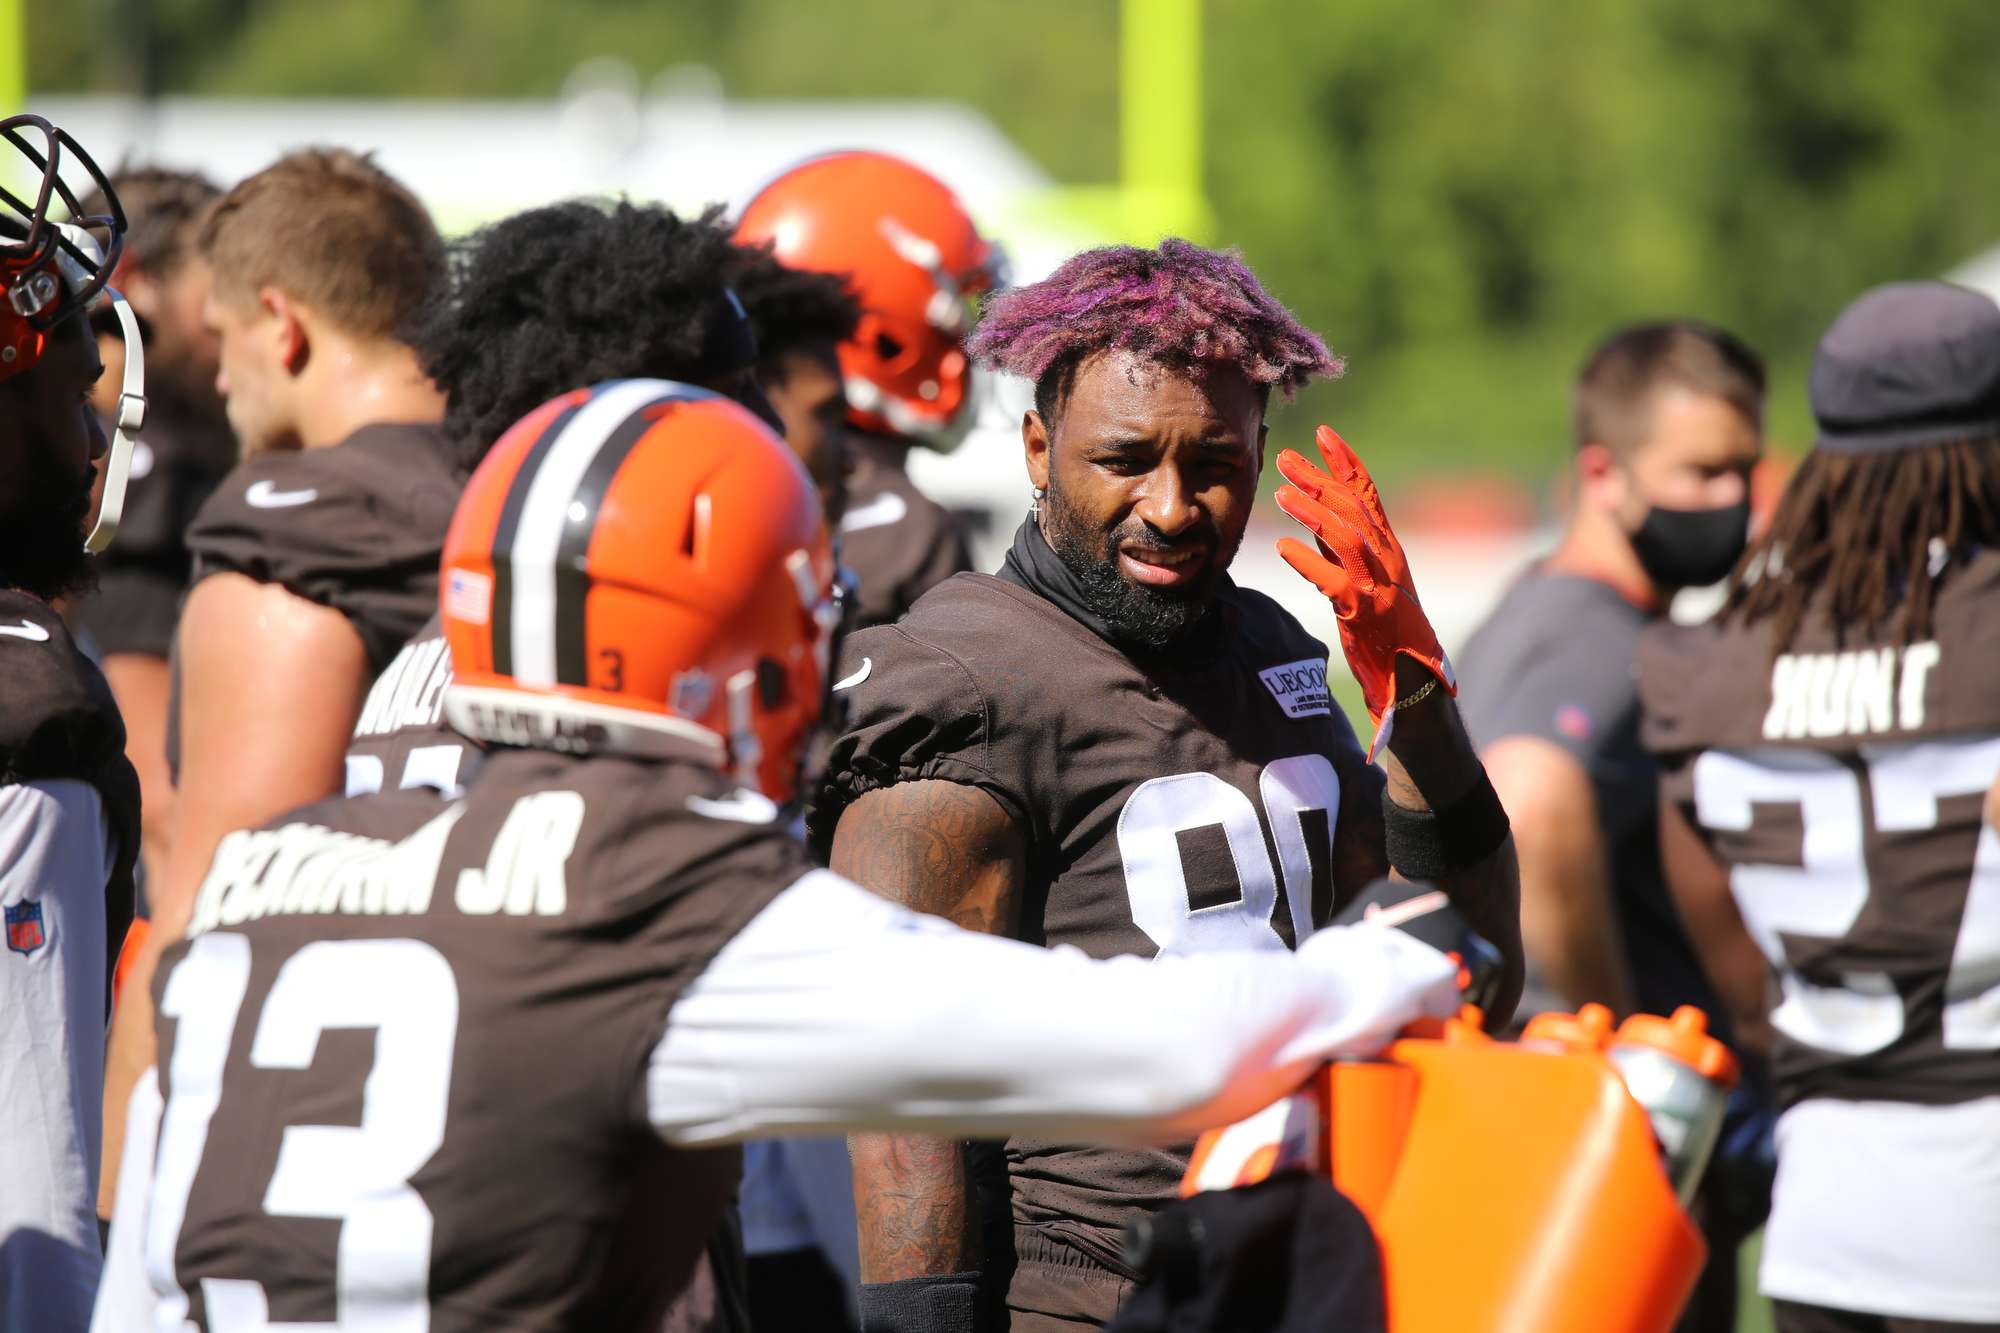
1379 657 1526 1026
830 779 1028 1281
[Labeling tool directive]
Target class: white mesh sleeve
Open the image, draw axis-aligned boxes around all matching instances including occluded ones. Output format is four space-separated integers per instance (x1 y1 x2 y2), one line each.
0 779 112 1332
647 870 1458 1145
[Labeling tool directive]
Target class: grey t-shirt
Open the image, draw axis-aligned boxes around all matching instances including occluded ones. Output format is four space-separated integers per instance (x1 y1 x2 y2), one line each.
1456 568 1722 1029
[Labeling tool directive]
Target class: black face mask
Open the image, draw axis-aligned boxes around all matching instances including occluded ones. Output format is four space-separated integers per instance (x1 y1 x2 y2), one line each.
1628 497 1750 590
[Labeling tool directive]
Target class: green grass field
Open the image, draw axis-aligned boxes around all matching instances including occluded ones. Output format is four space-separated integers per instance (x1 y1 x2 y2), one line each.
1739 1232 1775 1333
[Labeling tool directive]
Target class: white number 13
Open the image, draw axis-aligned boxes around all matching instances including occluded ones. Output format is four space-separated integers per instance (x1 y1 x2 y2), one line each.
148 935 458 1332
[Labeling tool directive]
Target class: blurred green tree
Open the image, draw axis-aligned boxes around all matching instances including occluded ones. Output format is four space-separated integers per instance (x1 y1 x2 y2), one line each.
34 0 2000 484
1209 0 2000 480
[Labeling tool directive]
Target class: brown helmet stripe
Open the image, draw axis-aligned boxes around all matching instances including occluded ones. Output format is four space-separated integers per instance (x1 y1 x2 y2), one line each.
550 401 671 686
489 399 585 678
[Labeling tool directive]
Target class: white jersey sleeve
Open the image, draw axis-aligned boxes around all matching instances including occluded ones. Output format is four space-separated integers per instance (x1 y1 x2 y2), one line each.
0 779 114 1333
90 1069 163 1333
647 869 1459 1145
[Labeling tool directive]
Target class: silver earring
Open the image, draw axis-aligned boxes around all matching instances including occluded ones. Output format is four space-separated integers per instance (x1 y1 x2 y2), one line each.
1031 485 1046 518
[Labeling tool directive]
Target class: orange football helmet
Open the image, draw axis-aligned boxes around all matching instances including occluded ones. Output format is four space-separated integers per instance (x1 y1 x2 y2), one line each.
736 151 1004 452
0 114 145 552
439 379 843 803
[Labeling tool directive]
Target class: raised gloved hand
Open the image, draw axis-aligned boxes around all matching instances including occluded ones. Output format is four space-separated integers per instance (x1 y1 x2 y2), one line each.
1275 425 1455 761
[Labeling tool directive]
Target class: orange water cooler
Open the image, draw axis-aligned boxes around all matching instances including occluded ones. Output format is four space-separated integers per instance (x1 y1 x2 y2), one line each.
1183 1004 1738 1333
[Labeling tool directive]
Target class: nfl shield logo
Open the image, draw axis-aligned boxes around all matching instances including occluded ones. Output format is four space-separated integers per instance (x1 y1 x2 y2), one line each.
5 901 45 955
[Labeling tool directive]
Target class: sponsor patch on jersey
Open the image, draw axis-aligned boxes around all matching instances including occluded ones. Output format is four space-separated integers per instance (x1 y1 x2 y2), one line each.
1257 658 1332 719
5 900 45 955
446 569 493 626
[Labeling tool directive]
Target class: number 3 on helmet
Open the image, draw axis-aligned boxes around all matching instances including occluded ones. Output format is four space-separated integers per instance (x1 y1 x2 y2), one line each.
439 379 845 804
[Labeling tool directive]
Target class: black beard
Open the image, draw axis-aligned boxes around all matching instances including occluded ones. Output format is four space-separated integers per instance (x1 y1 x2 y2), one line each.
0 444 96 603
1043 481 1230 650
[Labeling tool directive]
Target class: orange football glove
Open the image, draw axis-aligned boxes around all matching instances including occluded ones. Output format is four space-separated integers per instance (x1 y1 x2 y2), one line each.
1275 426 1455 761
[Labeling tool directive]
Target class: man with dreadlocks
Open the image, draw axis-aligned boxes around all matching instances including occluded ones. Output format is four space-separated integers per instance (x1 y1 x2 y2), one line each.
811 239 1522 1332
1641 281 2000 1333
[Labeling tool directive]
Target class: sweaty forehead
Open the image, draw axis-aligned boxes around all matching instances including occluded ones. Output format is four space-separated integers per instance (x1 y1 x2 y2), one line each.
1057 350 1263 444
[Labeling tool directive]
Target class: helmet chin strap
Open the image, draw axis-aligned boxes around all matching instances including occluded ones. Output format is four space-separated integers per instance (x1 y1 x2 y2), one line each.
84 285 145 553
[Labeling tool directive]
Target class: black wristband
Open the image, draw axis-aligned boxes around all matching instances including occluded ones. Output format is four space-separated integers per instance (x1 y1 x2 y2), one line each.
858 1272 983 1333
1381 768 1511 880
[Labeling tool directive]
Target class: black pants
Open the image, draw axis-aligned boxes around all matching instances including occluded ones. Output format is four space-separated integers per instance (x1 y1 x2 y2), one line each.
747 1247 855 1333
1774 1301 2000 1333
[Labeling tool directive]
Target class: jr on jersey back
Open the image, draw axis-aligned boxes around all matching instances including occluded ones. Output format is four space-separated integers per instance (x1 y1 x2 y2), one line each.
146 746 806 1331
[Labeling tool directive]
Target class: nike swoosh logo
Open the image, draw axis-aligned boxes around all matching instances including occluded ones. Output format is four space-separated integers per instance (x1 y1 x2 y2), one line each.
686 789 780 824
1364 890 1450 930
840 492 908 534
0 620 50 642
245 479 319 508
832 657 872 691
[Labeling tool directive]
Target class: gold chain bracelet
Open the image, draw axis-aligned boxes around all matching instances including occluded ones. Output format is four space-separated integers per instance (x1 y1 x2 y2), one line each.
1392 678 1438 712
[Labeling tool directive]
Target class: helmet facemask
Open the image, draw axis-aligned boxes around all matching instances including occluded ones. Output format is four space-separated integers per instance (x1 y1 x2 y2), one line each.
0 114 146 552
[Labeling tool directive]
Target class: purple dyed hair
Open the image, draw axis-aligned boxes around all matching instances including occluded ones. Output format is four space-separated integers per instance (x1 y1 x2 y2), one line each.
966 238 1342 421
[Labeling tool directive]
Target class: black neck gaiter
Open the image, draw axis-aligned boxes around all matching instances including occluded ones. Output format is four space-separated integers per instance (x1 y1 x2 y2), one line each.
998 514 1232 668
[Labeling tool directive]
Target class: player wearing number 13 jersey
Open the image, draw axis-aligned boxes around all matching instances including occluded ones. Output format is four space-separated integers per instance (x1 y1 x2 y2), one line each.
91 379 1467 1333
1640 282 2000 1332
812 241 1522 1332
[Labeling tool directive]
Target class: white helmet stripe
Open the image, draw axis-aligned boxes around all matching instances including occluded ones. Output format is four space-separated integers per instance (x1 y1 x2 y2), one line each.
506 379 682 686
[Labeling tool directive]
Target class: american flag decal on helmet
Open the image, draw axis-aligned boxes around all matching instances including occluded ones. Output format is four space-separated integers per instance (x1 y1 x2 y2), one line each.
446 568 492 625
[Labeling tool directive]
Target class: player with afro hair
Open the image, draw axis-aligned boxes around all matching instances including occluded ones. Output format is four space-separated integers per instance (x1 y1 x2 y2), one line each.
726 244 861 517
407 200 780 471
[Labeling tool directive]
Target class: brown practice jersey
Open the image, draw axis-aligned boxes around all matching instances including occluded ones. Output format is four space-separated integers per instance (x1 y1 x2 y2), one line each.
838 434 972 628
169 422 462 779
184 422 461 675
1639 546 2000 1110
146 745 806 1332
79 410 236 660
346 613 483 801
809 573 1385 1263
